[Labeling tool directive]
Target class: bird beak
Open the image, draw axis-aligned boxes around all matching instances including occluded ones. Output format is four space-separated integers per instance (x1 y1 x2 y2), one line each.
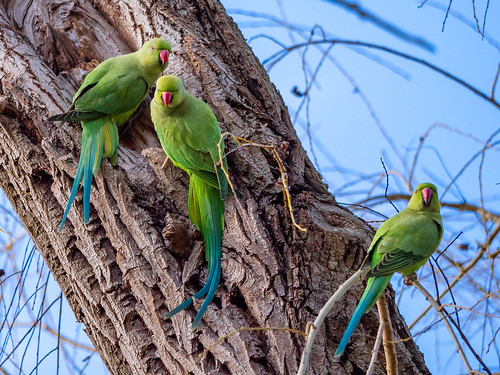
159 50 169 65
162 91 173 106
422 187 433 206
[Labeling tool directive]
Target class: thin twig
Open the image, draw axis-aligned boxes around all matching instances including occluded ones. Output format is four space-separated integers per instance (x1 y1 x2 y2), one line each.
366 320 386 375
472 0 482 35
297 268 370 375
482 0 490 39
11 322 95 351
323 0 435 51
442 0 453 31
217 132 307 232
380 158 399 213
438 303 500 318
423 2 499 53
0 295 62 367
491 64 500 99
410 223 500 328
439 306 493 375
338 202 389 219
56 292 62 375
429 257 460 327
410 278 473 373
263 39 500 110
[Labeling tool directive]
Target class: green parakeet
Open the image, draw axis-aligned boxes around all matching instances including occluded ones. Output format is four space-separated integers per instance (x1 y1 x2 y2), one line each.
49 38 171 231
150 75 229 330
335 183 443 356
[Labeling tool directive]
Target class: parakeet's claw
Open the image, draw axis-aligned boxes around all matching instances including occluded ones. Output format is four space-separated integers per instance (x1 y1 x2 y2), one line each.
403 273 418 286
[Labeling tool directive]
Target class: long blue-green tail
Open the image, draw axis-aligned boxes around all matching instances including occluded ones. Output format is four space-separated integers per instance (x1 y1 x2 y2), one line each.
165 175 224 330
58 119 118 231
334 275 392 357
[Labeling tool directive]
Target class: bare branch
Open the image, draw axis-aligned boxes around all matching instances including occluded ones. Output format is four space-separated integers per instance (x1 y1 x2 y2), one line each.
324 0 435 52
297 268 370 375
409 278 473 374
366 320 386 375
264 39 500 110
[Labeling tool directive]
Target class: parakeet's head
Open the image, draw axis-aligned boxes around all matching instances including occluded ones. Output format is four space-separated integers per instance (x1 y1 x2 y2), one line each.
138 38 171 71
408 183 440 213
154 75 187 108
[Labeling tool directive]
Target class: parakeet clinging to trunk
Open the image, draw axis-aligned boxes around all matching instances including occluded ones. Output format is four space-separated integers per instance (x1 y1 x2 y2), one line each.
150 75 229 330
335 183 443 356
49 38 171 230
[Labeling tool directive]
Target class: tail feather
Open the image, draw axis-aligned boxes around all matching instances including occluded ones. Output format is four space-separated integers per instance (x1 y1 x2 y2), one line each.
192 255 220 329
58 137 89 231
165 249 215 319
191 196 222 329
165 175 224 329
58 120 106 231
83 133 102 223
334 276 392 357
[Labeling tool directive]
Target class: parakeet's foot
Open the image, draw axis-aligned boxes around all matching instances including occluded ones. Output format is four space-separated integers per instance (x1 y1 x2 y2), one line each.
403 273 418 286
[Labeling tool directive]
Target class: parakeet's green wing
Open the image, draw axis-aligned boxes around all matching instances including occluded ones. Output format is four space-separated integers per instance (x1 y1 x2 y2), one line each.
164 98 230 198
367 210 442 278
49 61 110 122
49 57 148 122
189 101 229 199
76 72 148 116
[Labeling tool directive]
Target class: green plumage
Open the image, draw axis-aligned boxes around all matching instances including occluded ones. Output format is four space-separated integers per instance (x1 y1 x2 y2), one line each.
335 183 443 356
150 75 229 329
49 38 171 230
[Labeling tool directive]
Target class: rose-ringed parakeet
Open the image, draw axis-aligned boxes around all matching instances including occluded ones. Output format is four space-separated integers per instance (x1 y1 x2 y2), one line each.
49 38 171 231
150 75 229 330
335 183 443 356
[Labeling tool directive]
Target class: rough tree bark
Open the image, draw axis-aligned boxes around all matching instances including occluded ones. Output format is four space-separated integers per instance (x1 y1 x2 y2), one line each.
0 1 431 374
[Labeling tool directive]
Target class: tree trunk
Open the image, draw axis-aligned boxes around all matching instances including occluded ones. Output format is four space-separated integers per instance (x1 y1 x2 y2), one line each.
0 0 431 374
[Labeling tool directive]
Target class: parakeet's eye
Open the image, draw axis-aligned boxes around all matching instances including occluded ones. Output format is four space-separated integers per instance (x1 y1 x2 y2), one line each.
151 46 155 51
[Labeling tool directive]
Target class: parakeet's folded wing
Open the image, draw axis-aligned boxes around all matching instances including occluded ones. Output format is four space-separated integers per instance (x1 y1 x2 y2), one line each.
77 72 148 115
366 211 442 278
168 105 230 197
49 59 148 122
367 250 426 277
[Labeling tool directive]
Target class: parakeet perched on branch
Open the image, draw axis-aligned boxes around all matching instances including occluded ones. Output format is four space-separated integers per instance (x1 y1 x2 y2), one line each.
49 38 171 230
150 75 229 330
335 183 443 356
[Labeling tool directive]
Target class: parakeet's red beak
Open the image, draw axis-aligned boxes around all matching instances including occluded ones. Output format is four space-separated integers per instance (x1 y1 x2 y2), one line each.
422 187 433 206
162 91 173 106
159 50 169 65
